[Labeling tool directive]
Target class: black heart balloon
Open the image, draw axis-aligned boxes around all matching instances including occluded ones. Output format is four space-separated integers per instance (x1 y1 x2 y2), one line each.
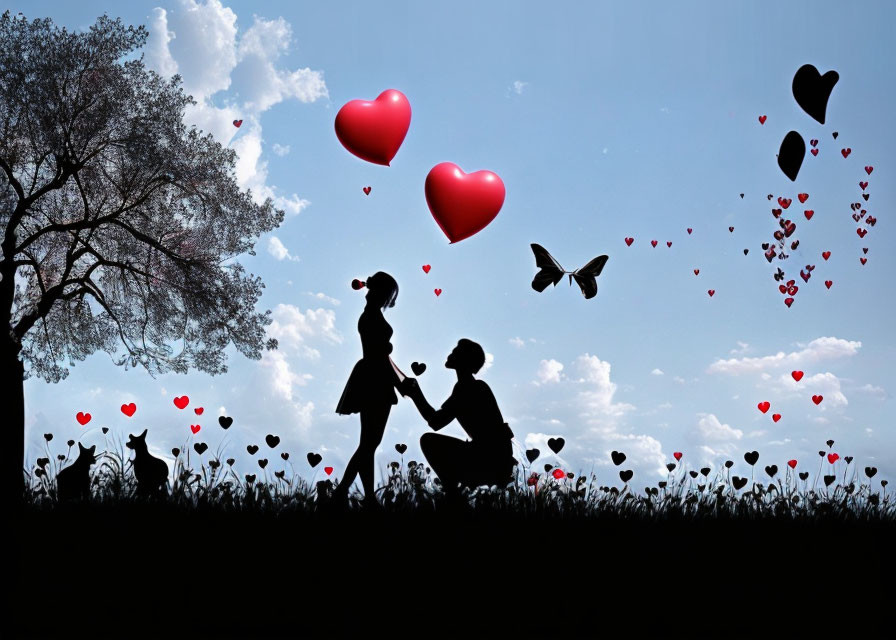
265 434 280 448
619 469 633 483
744 451 759 466
411 362 426 376
395 443 408 454
792 64 839 124
193 442 208 455
864 467 877 478
219 416 233 429
732 476 748 490
799 471 809 481
778 131 806 181
526 448 540 463
307 452 322 467
611 451 626 466
247 445 259 455
547 437 565 454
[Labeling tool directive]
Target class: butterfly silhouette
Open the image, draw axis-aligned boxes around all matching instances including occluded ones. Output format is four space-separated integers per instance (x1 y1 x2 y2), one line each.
530 244 608 299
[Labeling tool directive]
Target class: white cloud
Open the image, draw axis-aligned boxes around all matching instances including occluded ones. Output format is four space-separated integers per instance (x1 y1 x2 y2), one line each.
267 304 342 360
729 341 750 355
272 143 290 157
481 352 494 373
511 80 528 94
708 337 861 375
650 368 664 376
536 359 564 384
574 354 635 418
673 376 685 384
696 413 743 441
857 383 885 397
509 337 525 348
306 292 340 306
261 350 311 401
602 147 609 155
145 0 325 215
775 372 848 407
267 236 299 261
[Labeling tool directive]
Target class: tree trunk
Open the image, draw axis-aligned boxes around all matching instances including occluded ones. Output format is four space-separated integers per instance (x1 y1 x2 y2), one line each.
1 336 25 506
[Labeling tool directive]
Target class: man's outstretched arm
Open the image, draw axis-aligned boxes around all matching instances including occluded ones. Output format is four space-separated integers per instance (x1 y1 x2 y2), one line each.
402 378 455 430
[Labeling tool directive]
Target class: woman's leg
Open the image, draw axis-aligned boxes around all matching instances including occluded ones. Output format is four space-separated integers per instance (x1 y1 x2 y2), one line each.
357 404 391 501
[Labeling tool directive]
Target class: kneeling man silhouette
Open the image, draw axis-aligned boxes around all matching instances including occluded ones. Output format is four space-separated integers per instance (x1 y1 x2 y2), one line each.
401 339 517 502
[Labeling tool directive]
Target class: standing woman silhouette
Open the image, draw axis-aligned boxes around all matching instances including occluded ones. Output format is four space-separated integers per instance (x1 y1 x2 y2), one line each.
333 272 404 507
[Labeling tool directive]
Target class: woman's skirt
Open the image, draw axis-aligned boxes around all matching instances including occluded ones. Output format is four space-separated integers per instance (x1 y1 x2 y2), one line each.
335 358 398 415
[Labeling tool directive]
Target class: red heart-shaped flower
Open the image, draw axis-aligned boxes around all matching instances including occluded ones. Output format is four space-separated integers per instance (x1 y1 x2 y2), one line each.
422 264 431 273
673 451 683 461
827 453 839 464
757 402 770 414
190 424 201 434
812 395 823 405
121 403 137 417
425 162 505 243
788 459 798 469
334 89 411 166
324 466 334 476
76 411 92 426
174 396 189 409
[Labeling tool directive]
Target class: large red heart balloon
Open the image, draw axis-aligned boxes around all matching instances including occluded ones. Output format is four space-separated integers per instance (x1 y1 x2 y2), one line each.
425 162 505 243
334 89 411 166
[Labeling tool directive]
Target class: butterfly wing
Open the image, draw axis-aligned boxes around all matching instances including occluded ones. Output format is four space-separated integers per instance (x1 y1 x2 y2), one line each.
530 244 565 292
571 255 609 299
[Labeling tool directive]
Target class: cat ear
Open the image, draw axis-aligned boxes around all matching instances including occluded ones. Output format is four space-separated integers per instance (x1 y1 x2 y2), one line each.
79 442 87 451
140 428 148 438
89 445 96 453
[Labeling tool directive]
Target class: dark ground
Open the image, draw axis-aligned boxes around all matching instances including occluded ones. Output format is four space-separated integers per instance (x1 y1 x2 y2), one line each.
11 504 895 638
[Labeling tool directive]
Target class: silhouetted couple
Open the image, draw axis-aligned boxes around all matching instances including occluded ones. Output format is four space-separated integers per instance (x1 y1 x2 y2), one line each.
332 271 516 508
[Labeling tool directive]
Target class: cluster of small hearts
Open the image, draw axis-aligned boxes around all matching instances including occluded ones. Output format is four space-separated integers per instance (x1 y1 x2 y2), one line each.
334 89 506 245
755 370 824 423
75 396 343 476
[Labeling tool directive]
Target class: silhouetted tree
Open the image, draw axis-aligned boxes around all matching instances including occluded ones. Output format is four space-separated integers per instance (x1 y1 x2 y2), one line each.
0 12 283 499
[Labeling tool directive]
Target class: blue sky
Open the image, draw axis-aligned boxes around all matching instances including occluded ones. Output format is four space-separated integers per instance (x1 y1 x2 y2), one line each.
15 0 896 489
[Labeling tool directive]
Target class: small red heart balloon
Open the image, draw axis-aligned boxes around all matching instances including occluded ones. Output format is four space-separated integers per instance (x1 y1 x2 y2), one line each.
797 193 809 203
174 396 189 409
812 395 823 405
758 115 767 124
673 452 683 461
334 89 411 166
825 280 833 289
792 371 804 382
788 459 797 469
121 403 137 417
363 186 371 195
757 401 770 414
76 411 92 425
860 258 867 265
827 453 839 464
325 466 334 476
422 264 431 273
190 424 201 434
729 226 734 232
784 297 794 308
425 162 505 243
841 148 851 158
194 407 204 415
804 210 814 220
651 240 658 247
687 228 692 234
707 289 715 297
232 119 242 128
865 165 873 175
822 251 831 260
810 148 818 156
859 181 868 190
693 269 700 275
625 237 634 246
434 288 442 297
666 241 672 247
772 413 781 422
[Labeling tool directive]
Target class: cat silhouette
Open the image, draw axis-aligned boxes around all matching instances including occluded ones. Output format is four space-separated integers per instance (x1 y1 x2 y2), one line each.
126 429 169 498
55 443 97 502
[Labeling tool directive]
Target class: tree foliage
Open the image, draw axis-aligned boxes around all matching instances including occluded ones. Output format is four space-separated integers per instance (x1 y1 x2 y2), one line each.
0 11 282 382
